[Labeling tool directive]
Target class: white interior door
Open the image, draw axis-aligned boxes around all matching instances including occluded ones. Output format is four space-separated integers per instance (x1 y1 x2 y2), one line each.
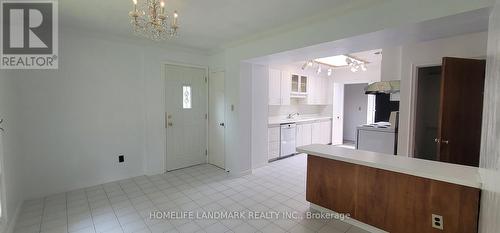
332 83 344 145
165 64 207 171
208 71 225 169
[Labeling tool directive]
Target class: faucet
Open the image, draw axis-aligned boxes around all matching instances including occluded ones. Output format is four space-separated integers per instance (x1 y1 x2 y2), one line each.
287 112 300 119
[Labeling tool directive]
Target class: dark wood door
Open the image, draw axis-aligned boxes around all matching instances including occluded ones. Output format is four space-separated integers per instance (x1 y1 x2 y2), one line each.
437 57 486 167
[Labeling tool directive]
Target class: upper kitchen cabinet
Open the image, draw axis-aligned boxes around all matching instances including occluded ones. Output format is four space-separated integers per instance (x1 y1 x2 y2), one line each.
291 74 308 98
280 71 291 105
307 76 333 105
268 68 282 105
268 68 291 105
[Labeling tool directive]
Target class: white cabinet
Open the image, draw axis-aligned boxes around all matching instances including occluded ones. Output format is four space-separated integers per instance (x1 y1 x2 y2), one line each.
268 126 280 161
280 71 291 105
307 76 333 105
311 121 322 144
311 119 332 144
291 74 308 98
268 68 282 105
320 120 332 144
296 123 312 147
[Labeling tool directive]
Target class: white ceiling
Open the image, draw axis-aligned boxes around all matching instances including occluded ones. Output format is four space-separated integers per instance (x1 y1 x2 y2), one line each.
60 0 367 52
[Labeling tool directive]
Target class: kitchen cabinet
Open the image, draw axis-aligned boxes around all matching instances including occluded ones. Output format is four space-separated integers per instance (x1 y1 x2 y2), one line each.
280 71 291 105
307 76 333 105
311 119 332 144
320 120 332 144
291 74 308 97
268 68 282 105
269 118 332 162
311 121 322 144
296 123 312 147
268 126 280 161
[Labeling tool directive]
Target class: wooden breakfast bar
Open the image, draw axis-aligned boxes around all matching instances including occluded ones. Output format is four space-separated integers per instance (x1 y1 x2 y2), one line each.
297 144 482 233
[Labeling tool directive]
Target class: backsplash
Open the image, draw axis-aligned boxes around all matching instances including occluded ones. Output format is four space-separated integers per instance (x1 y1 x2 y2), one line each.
268 104 332 117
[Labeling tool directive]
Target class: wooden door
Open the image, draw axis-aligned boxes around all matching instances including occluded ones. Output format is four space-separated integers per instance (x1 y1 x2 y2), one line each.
437 57 486 167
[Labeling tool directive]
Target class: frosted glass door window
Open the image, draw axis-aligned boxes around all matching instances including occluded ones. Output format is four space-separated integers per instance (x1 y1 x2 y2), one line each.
183 85 192 109
300 76 307 93
291 75 299 92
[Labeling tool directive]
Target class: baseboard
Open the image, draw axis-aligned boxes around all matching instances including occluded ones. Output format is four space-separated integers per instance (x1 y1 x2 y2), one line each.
228 169 252 178
310 203 387 233
5 201 22 233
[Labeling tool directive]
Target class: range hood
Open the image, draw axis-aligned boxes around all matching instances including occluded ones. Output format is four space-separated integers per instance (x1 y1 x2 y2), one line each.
365 81 400 94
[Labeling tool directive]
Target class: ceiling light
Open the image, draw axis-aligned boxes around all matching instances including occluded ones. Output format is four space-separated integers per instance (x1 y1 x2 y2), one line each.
129 0 179 41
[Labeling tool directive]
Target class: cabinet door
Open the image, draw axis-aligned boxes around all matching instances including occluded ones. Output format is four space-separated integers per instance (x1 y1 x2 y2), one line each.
268 69 281 105
311 121 322 144
268 127 280 160
307 77 316 105
281 71 291 105
302 123 312 145
291 74 299 93
296 124 303 147
320 120 332 144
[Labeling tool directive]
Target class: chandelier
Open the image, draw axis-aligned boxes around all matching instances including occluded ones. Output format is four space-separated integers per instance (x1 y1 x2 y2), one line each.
129 0 179 41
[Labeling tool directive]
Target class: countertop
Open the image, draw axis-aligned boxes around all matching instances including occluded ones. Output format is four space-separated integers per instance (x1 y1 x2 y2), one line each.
268 115 332 126
297 144 482 189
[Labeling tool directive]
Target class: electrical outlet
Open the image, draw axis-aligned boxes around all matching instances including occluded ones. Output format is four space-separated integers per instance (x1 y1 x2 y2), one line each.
432 214 443 230
118 155 125 163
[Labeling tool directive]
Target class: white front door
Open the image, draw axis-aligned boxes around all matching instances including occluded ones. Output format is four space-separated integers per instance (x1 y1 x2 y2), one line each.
332 83 344 145
208 71 225 169
165 64 207 171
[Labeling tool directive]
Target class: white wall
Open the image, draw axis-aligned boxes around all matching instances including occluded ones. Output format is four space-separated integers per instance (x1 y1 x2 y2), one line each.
0 70 24 233
397 31 488 156
251 64 269 169
479 1 500 232
9 28 208 200
343 84 368 141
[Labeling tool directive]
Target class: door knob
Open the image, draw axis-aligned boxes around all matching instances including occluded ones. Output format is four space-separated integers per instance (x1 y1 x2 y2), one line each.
168 122 173 127
442 140 449 145
434 138 441 143
219 123 225 127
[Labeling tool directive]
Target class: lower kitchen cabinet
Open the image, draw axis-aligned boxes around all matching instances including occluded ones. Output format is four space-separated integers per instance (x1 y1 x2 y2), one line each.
268 119 332 162
320 120 332 144
268 126 280 161
297 119 332 146
296 123 312 147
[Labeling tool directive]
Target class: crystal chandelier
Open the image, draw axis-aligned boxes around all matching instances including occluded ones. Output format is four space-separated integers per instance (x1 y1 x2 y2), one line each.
129 0 179 41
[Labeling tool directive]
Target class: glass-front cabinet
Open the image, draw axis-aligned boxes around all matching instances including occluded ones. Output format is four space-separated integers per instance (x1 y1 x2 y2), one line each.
291 74 308 97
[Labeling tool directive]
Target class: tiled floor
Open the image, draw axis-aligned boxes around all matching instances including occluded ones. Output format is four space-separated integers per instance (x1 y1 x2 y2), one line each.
13 154 369 233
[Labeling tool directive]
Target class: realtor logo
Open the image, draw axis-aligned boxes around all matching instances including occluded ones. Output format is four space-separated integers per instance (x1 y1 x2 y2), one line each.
1 0 58 69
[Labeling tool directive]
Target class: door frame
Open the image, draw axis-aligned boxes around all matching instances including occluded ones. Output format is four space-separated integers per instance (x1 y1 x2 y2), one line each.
208 70 226 171
162 62 209 172
408 62 442 157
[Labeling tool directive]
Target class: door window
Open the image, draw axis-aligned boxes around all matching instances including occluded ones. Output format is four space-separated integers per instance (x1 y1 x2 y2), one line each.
182 85 192 109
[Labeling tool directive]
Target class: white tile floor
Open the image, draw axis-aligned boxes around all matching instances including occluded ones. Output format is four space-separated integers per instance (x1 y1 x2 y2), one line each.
13 154 369 233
